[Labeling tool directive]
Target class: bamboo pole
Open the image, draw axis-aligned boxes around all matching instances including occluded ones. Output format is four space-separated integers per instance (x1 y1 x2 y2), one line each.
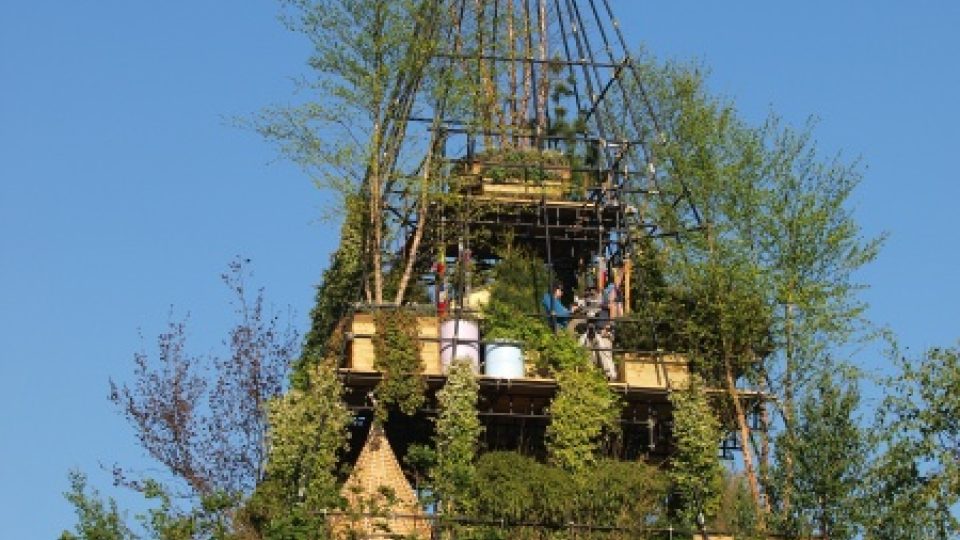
536 0 549 143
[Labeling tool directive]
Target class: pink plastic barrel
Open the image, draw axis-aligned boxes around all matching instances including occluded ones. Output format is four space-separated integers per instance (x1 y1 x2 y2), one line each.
439 319 480 373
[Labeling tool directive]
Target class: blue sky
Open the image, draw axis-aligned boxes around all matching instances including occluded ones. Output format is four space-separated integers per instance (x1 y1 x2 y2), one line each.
2 1 959 538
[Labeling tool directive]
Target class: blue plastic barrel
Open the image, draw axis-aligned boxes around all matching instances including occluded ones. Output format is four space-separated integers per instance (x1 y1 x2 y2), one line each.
484 340 524 378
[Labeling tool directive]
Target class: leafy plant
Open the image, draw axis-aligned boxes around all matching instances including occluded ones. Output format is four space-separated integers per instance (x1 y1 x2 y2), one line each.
372 308 426 420
863 344 960 538
295 194 366 389
473 148 572 184
60 471 134 540
546 367 621 472
433 358 481 516
248 359 351 537
469 452 669 533
668 376 724 529
771 368 865 540
481 249 574 374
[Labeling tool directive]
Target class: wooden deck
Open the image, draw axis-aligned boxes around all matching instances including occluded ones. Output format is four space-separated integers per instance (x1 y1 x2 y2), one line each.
345 312 690 391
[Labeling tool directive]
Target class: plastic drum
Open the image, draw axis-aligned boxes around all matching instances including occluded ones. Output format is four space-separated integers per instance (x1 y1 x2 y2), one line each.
484 340 524 378
439 319 480 372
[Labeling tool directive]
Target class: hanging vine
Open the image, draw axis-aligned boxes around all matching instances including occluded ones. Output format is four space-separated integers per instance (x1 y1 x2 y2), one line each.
433 357 481 517
372 308 426 421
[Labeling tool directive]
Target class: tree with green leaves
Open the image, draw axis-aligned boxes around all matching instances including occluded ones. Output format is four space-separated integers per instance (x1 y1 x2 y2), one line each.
60 471 134 540
60 471 240 540
610 59 881 523
772 368 866 540
258 0 458 306
669 376 724 529
863 344 960 538
243 357 351 539
753 119 882 518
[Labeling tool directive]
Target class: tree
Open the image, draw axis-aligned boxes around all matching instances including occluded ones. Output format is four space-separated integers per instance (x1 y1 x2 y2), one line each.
60 472 239 540
60 471 134 540
864 345 960 538
772 368 866 540
669 376 724 529
609 60 881 520
243 358 351 539
258 0 455 305
108 258 297 499
754 120 882 516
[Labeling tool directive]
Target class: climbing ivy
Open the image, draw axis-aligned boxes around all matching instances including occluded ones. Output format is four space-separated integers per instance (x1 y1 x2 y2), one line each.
433 358 481 516
243 357 351 540
372 308 426 421
293 194 366 390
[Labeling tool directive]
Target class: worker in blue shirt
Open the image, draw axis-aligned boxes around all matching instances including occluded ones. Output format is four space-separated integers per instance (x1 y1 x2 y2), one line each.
542 283 575 330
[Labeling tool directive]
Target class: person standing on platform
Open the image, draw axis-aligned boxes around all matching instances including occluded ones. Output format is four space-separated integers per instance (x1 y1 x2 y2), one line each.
542 283 576 331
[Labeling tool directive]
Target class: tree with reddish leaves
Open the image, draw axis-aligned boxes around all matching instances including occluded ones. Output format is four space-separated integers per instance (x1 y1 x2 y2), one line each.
109 258 298 498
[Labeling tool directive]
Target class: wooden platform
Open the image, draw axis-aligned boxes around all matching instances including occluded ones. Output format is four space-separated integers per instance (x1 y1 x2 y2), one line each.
349 312 442 375
344 312 689 391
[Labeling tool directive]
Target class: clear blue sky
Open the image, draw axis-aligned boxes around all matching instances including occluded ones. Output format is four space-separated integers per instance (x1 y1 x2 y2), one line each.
2 1 958 538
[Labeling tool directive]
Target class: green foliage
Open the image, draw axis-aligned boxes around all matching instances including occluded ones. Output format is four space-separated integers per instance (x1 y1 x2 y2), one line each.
61 472 242 540
619 56 879 374
294 194 366 389
60 471 134 540
668 376 724 528
469 452 669 534
471 452 568 526
610 61 777 382
546 367 621 472
608 57 882 520
485 248 548 322
433 358 481 515
138 480 237 540
535 328 591 374
372 308 426 421
713 473 763 537
246 361 350 539
259 0 463 304
483 249 586 374
616 239 681 353
402 443 436 495
771 368 865 540
863 344 960 538
261 0 446 189
473 148 572 184
337 482 415 540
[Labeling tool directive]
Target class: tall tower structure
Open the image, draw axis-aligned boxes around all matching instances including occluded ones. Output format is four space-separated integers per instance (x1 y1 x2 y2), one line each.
325 0 766 534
